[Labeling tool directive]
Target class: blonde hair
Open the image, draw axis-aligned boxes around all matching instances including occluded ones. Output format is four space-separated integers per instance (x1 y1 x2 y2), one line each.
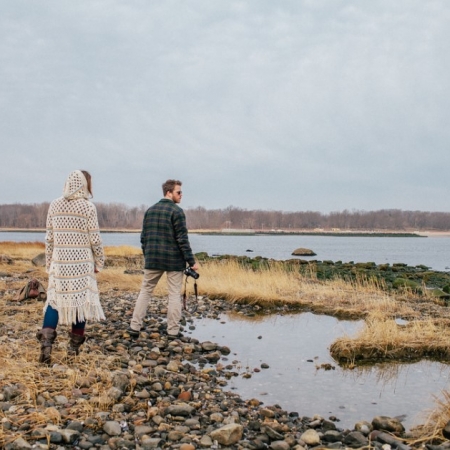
81 170 93 197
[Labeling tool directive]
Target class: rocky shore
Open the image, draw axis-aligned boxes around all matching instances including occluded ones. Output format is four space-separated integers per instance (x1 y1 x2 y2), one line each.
1 290 446 450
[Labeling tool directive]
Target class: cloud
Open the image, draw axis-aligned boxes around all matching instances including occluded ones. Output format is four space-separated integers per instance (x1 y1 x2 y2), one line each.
0 1 449 212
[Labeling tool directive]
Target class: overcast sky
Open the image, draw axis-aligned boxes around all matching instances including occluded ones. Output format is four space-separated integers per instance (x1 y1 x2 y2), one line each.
1 1 449 213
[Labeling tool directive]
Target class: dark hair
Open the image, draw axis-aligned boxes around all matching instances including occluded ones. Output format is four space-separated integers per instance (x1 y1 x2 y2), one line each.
162 179 182 195
81 170 93 197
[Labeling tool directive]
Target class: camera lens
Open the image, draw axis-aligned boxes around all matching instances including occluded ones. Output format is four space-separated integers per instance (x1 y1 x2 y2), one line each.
185 267 199 279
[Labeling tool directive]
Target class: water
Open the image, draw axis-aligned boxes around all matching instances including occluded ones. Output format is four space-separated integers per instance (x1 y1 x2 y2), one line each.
3 231 450 271
189 311 450 431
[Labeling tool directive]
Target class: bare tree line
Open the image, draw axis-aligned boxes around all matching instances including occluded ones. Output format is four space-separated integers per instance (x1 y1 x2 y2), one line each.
0 203 147 230
185 206 450 231
1 203 450 231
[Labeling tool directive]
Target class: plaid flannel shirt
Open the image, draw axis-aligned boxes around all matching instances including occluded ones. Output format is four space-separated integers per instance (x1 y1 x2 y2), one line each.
140 198 195 271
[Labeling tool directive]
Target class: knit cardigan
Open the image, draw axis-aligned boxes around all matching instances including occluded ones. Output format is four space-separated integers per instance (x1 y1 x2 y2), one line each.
44 170 105 325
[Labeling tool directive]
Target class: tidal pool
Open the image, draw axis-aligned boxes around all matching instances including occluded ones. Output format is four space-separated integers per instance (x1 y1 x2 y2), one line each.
188 311 450 431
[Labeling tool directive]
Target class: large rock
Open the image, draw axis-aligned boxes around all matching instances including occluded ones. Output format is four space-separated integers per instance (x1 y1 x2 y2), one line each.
32 253 46 266
372 415 405 434
180 444 196 450
300 429 321 445
165 403 195 417
141 437 163 449
343 431 369 448
200 435 213 447
210 423 243 445
103 420 122 436
291 248 316 256
369 430 411 450
270 441 291 450
60 429 81 444
111 371 130 391
10 436 32 449
262 425 284 441
322 430 343 443
201 341 218 351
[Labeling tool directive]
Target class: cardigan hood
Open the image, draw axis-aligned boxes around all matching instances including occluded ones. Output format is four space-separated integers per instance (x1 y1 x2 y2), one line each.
63 170 90 200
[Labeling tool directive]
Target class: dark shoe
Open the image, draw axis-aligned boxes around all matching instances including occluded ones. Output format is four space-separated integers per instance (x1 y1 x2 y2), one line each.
167 332 183 340
68 332 86 357
127 327 140 338
36 328 57 365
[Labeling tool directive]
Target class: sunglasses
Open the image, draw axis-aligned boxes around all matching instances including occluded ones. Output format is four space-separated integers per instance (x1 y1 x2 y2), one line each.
175 191 182 195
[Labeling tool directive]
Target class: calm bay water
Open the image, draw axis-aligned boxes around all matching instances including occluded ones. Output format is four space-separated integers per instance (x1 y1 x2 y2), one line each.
3 231 450 271
189 312 450 431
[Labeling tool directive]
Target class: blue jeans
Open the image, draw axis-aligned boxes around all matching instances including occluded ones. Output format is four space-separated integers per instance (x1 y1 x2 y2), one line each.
43 305 86 332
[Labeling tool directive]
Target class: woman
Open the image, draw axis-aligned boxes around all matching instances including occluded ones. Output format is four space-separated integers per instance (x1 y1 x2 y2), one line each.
37 170 105 364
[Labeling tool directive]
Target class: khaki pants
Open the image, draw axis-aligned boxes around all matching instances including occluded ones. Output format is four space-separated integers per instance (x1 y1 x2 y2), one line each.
130 269 184 336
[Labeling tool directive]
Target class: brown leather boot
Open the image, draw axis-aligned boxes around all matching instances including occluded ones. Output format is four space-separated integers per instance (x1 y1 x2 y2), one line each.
36 328 57 365
68 332 86 357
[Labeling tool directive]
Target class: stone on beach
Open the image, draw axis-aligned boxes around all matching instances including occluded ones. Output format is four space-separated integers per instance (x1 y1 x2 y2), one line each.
103 421 122 436
31 253 46 267
209 423 244 445
300 428 321 445
372 415 405 434
292 247 317 256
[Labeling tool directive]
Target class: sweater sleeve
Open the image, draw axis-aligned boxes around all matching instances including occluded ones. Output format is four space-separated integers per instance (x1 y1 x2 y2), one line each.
88 203 105 271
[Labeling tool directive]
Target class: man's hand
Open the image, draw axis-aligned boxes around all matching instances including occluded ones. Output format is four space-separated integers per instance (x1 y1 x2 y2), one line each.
191 263 199 271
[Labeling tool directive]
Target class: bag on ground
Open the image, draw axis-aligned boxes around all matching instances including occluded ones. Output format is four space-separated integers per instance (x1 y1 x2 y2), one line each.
14 278 47 301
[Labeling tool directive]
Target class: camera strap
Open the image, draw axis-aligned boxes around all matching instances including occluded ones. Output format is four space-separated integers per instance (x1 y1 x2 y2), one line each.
182 278 198 313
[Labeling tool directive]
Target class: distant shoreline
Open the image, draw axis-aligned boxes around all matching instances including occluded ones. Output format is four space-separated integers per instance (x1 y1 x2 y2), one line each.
2 228 450 237
193 231 426 237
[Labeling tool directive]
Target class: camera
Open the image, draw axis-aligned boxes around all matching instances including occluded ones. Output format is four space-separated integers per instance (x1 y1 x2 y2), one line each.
184 267 200 279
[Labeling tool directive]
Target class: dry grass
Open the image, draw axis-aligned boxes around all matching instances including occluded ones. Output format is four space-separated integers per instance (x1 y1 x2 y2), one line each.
196 260 302 303
196 259 416 319
104 245 141 256
0 241 45 258
0 299 124 447
0 243 141 258
96 267 165 296
330 311 450 364
411 390 450 442
0 243 141 259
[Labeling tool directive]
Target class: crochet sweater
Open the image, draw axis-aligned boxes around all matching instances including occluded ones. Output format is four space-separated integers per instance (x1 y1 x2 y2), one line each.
44 170 105 325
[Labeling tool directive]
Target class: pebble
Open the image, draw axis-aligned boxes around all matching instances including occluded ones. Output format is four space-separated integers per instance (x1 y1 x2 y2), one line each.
103 421 122 436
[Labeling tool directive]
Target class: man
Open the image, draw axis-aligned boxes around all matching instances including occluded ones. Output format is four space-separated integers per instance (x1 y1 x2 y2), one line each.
128 179 199 339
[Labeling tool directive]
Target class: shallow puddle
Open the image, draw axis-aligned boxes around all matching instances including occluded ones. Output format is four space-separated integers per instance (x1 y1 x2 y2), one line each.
188 311 450 431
